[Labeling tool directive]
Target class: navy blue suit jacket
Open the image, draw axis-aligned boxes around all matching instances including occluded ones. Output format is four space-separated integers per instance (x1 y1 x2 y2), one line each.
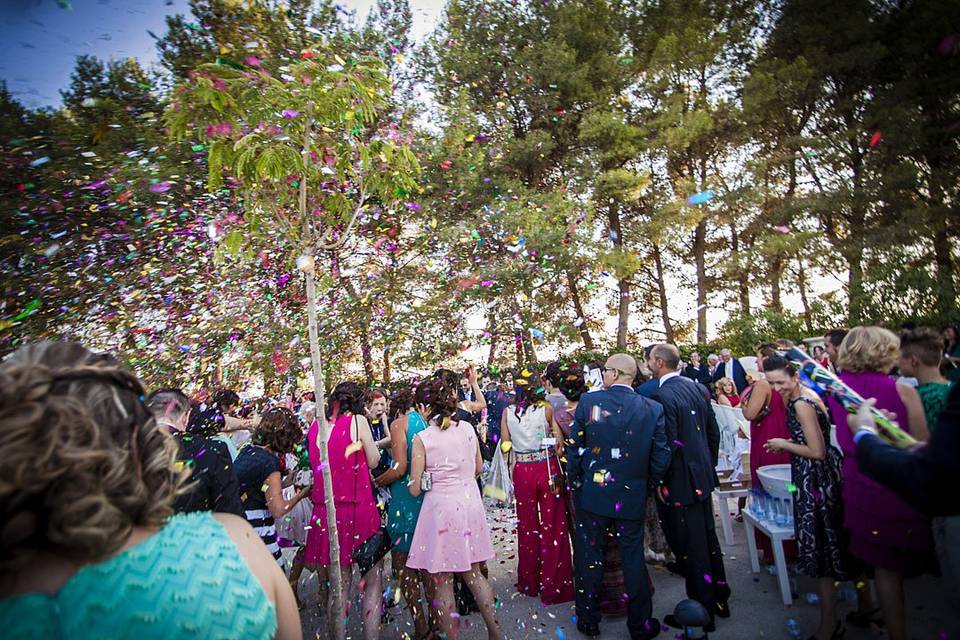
712 358 748 393
651 375 721 506
567 385 671 520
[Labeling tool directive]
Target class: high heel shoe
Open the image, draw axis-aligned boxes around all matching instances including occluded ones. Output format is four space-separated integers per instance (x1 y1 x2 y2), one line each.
806 620 845 640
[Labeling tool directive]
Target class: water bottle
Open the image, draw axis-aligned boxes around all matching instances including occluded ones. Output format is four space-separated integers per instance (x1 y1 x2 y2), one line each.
750 489 764 518
774 498 786 526
804 592 820 605
784 498 794 527
786 618 802 639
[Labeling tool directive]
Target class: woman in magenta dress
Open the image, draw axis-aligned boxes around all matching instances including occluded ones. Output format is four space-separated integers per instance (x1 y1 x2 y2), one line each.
407 378 502 640
826 327 931 640
305 382 383 640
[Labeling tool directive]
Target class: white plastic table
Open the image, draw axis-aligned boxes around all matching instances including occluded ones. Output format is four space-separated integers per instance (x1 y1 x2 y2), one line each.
714 484 750 545
742 508 795 605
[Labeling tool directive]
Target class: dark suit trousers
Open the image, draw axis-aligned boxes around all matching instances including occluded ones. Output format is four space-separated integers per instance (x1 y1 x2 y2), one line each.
574 507 655 638
657 497 730 609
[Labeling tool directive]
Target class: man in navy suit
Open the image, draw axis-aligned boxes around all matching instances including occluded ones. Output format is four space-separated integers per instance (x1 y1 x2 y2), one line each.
648 343 729 632
711 348 748 392
567 353 671 639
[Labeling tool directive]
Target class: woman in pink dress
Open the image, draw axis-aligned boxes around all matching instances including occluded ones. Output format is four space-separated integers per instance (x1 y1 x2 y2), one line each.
305 382 383 640
407 378 502 640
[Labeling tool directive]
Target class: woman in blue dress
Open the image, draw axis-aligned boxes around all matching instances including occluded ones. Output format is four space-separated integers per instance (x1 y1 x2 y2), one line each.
375 382 430 638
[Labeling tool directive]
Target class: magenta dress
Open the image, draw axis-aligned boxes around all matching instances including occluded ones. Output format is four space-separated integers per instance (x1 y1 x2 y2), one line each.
747 387 795 561
406 420 495 574
304 415 380 568
826 371 934 575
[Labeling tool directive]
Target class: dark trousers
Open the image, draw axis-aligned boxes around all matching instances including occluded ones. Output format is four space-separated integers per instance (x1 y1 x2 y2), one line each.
574 508 655 639
657 497 730 609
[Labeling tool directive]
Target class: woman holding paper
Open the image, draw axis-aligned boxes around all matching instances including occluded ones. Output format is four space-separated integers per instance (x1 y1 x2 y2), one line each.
500 370 574 605
825 326 932 640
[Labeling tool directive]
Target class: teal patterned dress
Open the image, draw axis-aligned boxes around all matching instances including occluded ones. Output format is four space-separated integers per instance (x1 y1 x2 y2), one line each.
0 512 276 640
387 410 428 554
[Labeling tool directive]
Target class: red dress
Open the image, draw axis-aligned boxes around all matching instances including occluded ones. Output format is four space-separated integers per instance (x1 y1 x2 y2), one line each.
305 415 380 567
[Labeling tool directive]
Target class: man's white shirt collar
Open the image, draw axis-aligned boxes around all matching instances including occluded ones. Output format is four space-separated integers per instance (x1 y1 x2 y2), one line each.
658 371 681 387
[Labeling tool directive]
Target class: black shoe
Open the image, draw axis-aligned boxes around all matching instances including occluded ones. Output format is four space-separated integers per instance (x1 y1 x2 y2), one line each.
576 620 600 637
663 614 715 633
630 618 661 640
665 561 687 577
713 600 731 618
807 620 846 640
845 608 882 629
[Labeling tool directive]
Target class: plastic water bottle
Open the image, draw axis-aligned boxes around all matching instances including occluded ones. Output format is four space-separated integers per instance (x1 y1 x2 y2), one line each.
805 592 820 605
774 498 786 526
787 618 802 639
784 498 794 527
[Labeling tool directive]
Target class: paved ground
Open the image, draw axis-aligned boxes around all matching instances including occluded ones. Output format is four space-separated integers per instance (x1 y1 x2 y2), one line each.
295 502 957 639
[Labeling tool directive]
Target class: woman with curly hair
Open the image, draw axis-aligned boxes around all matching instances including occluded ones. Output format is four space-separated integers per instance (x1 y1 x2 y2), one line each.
304 381 383 640
0 342 300 640
374 381 431 638
234 407 311 567
407 377 501 640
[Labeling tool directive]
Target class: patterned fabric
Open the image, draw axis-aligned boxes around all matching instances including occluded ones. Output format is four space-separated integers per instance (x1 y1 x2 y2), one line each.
787 397 850 580
0 512 276 640
917 382 952 434
387 411 428 554
234 445 284 566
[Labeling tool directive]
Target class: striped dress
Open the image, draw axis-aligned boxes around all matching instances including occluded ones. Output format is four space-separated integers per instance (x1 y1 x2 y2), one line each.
234 445 284 565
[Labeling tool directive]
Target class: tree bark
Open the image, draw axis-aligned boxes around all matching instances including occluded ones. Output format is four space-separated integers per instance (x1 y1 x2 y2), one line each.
652 242 675 343
932 215 957 313
730 222 750 315
341 278 375 382
693 221 708 344
566 267 595 349
487 331 498 367
301 101 344 640
795 254 813 332
769 256 783 313
607 203 630 350
382 345 391 386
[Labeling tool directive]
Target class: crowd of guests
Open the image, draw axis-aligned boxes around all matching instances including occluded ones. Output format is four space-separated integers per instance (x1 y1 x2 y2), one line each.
0 324 958 639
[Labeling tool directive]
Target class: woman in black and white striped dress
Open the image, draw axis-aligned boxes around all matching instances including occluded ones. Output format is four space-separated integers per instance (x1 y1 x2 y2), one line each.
234 407 310 565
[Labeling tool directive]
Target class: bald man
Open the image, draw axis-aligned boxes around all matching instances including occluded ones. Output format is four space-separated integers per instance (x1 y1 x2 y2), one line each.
567 353 671 639
647 343 728 632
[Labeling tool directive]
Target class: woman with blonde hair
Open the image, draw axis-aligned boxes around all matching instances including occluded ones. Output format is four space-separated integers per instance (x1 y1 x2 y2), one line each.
715 377 740 407
825 326 931 640
0 342 300 639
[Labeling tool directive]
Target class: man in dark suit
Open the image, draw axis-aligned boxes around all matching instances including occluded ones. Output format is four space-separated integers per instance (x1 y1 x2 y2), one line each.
712 348 748 393
682 351 711 385
147 388 243 516
647 344 729 631
567 353 671 639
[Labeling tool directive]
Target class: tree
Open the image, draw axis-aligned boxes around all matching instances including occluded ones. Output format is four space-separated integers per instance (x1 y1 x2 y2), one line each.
166 46 419 638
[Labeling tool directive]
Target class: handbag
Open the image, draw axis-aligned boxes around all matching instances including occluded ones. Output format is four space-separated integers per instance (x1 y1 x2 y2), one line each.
349 416 392 576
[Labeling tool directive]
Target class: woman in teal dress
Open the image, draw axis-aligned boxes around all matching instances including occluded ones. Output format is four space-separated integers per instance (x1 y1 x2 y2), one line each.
375 383 430 639
0 342 300 640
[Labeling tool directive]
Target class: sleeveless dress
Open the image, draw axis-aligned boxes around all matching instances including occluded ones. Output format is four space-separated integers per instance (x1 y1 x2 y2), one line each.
305 415 381 568
826 371 935 574
786 397 849 580
406 420 495 573
387 411 428 553
234 445 283 565
0 512 276 640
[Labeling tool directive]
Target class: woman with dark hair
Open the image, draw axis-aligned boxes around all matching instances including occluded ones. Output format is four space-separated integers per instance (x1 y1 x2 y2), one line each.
0 342 300 640
374 382 431 639
762 357 849 640
304 382 383 640
942 325 960 383
500 370 574 605
407 378 501 639
234 407 311 567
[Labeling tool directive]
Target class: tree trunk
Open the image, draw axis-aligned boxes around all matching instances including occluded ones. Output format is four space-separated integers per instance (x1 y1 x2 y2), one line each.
382 345 391 386
487 331 498 367
693 221 708 344
769 256 783 313
305 271 344 640
300 101 344 640
341 279 375 382
566 267 595 349
847 251 865 325
607 203 630 350
652 242 675 343
730 223 750 315
933 220 957 313
795 254 813 332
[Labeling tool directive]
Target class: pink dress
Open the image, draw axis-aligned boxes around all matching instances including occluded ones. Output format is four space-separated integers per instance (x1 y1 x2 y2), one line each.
305 415 380 567
406 420 495 574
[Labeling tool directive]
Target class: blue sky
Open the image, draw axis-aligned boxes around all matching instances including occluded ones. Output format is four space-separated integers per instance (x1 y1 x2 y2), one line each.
0 0 443 109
